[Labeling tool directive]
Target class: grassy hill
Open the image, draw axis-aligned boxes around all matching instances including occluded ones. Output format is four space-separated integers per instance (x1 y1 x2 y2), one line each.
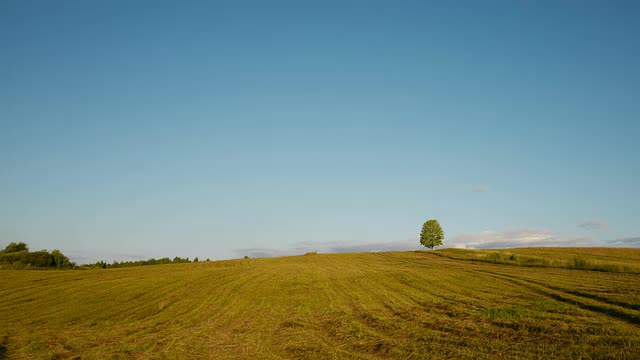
1 248 639 359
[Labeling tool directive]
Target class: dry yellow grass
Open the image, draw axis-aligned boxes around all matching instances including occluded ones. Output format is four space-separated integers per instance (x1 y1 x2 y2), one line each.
1 249 639 359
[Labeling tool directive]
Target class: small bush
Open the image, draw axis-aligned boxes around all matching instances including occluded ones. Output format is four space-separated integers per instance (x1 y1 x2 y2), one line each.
571 256 591 269
305 252 318 256
486 252 502 263
518 256 550 267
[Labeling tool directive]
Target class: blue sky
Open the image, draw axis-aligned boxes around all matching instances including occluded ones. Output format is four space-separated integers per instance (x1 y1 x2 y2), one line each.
1 1 639 263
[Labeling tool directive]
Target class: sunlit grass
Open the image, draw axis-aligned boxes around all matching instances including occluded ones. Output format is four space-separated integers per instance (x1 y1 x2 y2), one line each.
1 249 639 358
432 247 640 273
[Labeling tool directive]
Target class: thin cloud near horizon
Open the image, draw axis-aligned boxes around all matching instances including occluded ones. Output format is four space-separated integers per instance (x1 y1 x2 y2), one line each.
577 219 608 231
233 228 631 258
447 228 595 249
607 237 640 247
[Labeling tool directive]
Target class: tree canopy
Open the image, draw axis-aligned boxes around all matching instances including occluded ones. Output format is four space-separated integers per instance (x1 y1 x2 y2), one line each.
0 243 74 269
2 242 29 253
420 219 444 250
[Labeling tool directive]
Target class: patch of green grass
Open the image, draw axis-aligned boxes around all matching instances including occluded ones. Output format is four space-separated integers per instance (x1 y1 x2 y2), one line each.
480 306 527 321
433 247 640 273
1 249 639 358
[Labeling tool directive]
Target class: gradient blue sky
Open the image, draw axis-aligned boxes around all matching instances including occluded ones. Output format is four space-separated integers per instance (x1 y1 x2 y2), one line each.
1 1 639 263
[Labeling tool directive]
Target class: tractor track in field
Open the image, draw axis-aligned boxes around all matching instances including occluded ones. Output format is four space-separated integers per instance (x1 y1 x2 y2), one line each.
486 273 640 311
0 335 8 360
473 269 640 326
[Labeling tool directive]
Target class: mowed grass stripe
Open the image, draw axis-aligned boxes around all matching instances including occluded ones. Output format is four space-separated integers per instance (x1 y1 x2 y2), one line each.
473 269 640 325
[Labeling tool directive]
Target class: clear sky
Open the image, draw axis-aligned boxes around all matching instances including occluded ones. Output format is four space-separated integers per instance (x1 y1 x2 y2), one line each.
1 0 639 263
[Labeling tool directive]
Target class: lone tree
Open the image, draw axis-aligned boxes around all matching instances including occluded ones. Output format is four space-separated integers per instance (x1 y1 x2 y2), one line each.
420 219 444 249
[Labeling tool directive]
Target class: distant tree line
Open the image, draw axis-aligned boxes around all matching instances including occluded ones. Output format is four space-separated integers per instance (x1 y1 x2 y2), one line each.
0 242 214 270
0 242 74 269
89 256 199 269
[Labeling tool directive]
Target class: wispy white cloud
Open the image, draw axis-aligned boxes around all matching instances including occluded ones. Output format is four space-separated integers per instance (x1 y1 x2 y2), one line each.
65 251 150 265
464 185 489 192
234 228 601 258
234 239 422 258
607 236 640 247
323 239 423 253
232 248 291 259
577 219 608 231
446 228 595 249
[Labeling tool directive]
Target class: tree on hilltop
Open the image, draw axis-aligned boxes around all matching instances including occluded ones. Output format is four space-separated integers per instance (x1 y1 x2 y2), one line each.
420 219 444 250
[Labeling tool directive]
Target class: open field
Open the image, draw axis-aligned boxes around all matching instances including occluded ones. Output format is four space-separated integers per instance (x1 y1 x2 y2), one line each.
1 248 639 359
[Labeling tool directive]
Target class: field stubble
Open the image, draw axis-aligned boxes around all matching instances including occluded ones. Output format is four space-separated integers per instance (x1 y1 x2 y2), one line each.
1 249 639 359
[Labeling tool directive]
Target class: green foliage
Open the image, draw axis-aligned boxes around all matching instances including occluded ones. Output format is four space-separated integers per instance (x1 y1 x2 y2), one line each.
304 251 318 256
50 250 71 269
0 244 74 269
481 306 527 321
2 242 29 253
173 256 185 263
570 255 590 269
193 257 199 263
487 252 502 262
89 256 191 269
419 219 444 249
